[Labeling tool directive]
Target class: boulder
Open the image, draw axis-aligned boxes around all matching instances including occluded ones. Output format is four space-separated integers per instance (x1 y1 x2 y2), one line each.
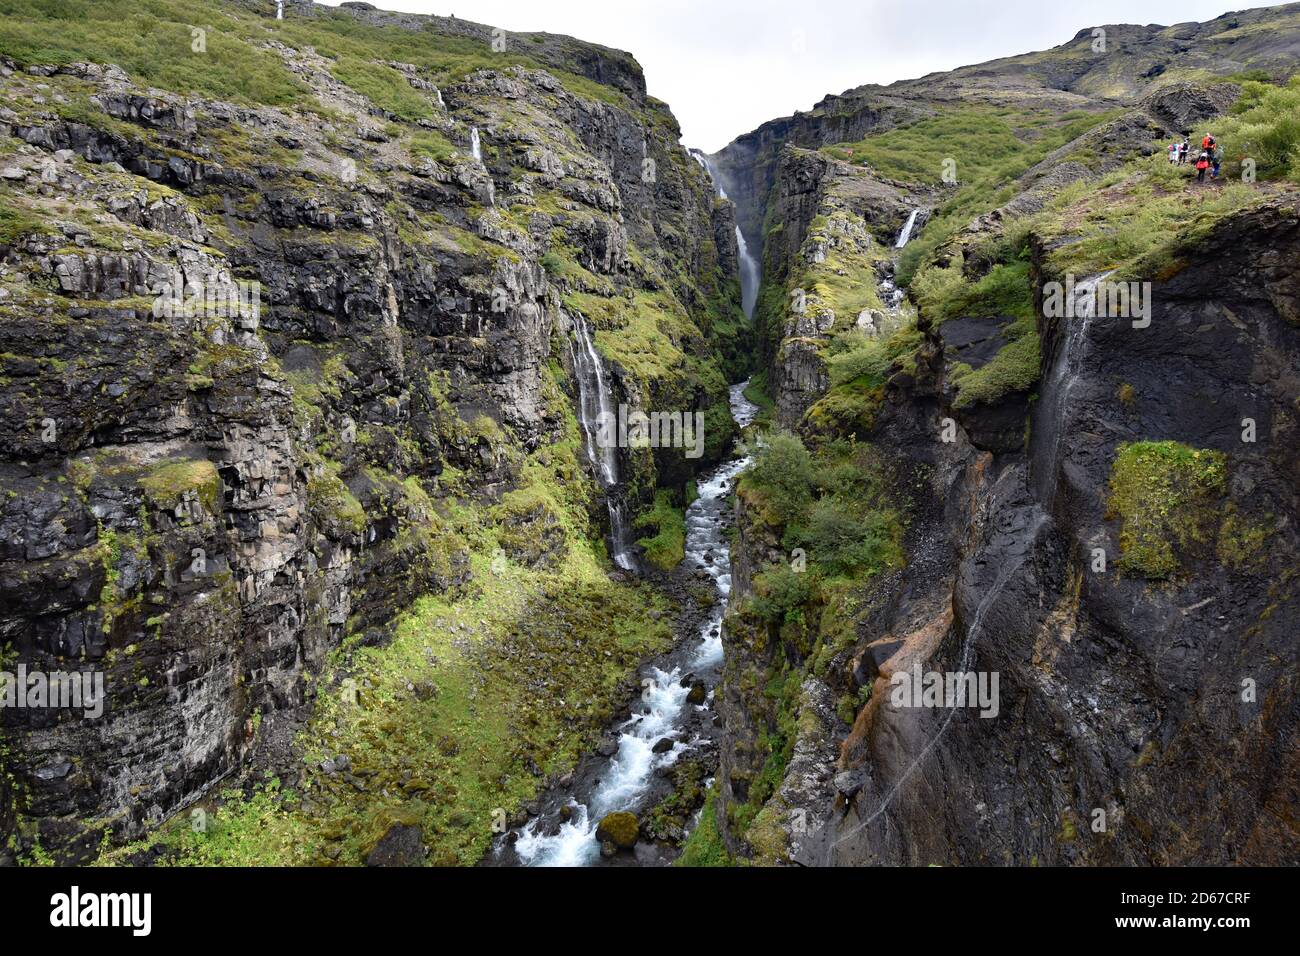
364 823 427 867
595 811 638 850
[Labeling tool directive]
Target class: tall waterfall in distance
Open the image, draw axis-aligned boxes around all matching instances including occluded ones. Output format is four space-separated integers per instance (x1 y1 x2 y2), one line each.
568 312 636 571
470 126 482 163
734 227 760 319
694 151 761 319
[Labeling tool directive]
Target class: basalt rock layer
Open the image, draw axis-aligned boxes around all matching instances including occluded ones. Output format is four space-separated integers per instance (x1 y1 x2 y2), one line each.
0 0 744 862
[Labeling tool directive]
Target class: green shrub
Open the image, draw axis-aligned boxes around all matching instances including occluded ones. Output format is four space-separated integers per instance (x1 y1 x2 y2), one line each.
750 565 812 625
634 491 686 571
787 500 902 577
742 431 814 525
1217 77 1300 181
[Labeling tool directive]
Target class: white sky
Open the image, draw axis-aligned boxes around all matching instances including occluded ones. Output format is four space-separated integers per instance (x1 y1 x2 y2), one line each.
317 0 1274 152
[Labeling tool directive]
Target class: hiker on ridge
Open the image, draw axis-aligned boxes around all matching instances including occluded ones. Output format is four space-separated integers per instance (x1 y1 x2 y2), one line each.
1196 151 1211 183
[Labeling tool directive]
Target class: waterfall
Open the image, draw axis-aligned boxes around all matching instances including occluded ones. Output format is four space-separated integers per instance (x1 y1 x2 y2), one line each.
894 208 920 248
470 126 482 163
1035 270 1115 507
275 0 283 20
696 152 761 320
569 313 636 571
735 227 760 319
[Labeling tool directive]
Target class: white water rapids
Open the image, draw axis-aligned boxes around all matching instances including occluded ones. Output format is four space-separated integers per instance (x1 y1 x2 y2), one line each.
512 382 759 866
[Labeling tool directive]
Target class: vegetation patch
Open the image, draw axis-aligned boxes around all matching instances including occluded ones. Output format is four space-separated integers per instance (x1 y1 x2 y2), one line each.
1106 441 1227 578
952 321 1040 409
138 458 221 513
675 786 736 866
634 490 686 571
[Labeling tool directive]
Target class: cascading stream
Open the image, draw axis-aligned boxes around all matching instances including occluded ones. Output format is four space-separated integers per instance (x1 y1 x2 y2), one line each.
510 381 760 866
735 227 760 320
569 312 636 571
469 126 482 162
894 208 921 248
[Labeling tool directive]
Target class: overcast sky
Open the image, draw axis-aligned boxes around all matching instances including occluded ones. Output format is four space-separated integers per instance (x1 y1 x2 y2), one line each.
318 0 1270 152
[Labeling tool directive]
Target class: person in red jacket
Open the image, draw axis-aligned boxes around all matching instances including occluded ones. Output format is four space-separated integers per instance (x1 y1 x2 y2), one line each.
1196 151 1211 183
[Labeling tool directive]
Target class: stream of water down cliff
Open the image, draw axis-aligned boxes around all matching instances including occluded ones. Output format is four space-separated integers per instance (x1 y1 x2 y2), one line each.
502 381 759 866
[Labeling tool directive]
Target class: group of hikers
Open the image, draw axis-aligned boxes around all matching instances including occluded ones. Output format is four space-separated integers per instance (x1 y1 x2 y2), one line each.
1167 133 1224 183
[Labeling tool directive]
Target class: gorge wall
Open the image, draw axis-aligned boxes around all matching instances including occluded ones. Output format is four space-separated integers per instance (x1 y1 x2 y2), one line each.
708 5 1299 866
0 0 745 862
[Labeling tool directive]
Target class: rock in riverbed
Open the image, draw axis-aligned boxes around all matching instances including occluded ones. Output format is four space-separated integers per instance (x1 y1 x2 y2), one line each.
596 811 639 851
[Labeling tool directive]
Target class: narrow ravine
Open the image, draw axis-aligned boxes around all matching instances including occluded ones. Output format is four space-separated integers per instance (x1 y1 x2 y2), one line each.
495 381 759 866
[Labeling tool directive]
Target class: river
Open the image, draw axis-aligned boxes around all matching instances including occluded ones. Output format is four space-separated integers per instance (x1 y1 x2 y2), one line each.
495 380 759 866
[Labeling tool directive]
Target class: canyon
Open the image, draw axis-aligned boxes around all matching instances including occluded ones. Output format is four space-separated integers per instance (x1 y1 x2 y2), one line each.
0 0 1296 867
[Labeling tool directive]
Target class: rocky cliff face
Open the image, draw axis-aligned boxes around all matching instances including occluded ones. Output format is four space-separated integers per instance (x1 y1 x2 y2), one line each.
0 0 743 862
808 196 1300 865
711 6 1299 866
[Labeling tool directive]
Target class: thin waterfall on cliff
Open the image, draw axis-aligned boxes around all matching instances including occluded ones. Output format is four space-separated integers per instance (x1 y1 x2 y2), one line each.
894 208 921 248
1035 270 1115 506
569 312 636 570
470 126 482 163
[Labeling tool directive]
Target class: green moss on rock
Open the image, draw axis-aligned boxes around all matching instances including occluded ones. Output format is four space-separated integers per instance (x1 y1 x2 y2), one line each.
595 811 639 849
952 324 1040 410
1106 440 1227 579
139 459 221 513
634 490 685 570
